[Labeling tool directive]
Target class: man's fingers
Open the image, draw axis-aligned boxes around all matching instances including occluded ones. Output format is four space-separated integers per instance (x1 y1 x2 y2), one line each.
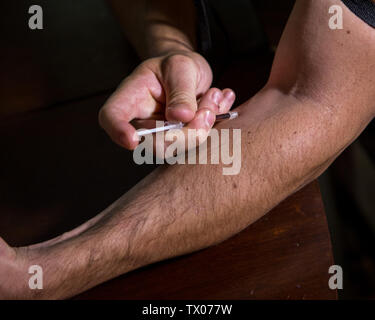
162 55 200 123
175 88 235 151
155 108 215 157
184 108 216 130
197 88 222 113
218 88 236 114
153 87 235 155
99 107 139 150
99 65 165 150
180 107 216 146
198 87 236 115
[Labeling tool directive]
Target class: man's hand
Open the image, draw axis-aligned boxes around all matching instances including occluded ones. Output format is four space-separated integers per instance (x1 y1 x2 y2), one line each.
98 51 235 150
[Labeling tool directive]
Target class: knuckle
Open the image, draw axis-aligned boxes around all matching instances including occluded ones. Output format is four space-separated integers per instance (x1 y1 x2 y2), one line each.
163 53 197 74
168 90 195 108
166 53 194 67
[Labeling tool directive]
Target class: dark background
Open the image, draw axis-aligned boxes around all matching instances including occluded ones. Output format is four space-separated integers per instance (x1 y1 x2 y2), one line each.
0 0 374 299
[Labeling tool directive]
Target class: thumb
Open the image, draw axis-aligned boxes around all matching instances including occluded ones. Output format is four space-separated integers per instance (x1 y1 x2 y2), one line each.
162 54 199 123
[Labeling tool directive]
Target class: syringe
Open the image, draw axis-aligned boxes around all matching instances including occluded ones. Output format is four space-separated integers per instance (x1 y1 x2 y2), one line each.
137 111 238 136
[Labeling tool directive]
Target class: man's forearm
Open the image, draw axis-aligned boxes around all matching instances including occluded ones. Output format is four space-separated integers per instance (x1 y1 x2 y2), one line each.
24 83 372 299
107 0 197 58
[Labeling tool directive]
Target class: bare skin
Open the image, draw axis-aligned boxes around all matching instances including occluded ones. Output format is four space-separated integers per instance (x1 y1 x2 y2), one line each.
1 0 375 299
100 0 236 150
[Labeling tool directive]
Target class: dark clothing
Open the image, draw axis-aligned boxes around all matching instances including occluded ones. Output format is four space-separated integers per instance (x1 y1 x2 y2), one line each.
193 0 266 62
342 0 375 28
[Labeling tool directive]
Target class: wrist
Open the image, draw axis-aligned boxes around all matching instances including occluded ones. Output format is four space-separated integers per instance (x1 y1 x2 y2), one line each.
142 23 196 59
0 246 44 299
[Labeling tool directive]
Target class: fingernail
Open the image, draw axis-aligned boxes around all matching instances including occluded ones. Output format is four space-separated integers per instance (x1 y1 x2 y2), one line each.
224 90 234 99
204 110 215 128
